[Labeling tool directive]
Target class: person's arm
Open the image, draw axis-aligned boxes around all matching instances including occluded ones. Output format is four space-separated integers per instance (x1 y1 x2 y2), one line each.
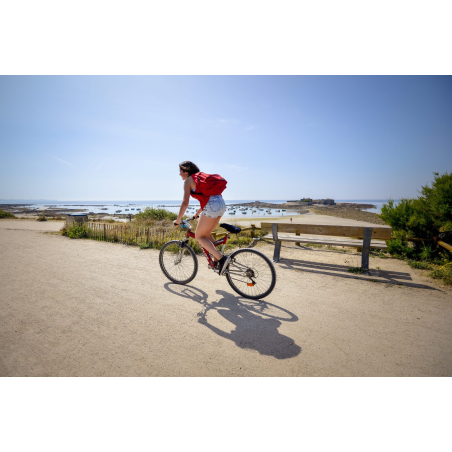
174 178 191 225
195 207 202 219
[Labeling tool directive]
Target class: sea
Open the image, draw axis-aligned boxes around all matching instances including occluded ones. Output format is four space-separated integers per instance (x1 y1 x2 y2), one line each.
2 199 397 218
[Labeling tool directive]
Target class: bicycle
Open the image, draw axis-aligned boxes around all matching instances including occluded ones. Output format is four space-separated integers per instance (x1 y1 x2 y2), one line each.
159 217 276 299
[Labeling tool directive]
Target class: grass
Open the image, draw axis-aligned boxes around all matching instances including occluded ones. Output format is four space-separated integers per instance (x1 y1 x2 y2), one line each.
347 267 367 274
407 260 434 270
0 209 16 218
429 262 452 285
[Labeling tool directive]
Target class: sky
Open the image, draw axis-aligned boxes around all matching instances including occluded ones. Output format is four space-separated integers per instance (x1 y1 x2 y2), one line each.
1 75 451 201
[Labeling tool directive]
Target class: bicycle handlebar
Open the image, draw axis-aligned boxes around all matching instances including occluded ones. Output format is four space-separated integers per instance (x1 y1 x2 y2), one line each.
178 216 197 228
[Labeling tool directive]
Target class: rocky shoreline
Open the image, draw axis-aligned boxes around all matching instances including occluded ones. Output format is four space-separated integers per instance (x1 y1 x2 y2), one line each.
310 205 387 225
230 201 377 210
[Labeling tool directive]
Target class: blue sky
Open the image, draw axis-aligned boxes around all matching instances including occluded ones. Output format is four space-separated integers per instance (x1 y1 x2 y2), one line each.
1 75 451 201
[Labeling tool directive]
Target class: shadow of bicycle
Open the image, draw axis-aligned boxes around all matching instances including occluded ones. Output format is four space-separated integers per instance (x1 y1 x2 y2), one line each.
164 283 301 359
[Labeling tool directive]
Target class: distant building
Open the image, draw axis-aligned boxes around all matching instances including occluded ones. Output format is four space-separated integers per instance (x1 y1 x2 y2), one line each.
312 199 335 205
286 200 311 206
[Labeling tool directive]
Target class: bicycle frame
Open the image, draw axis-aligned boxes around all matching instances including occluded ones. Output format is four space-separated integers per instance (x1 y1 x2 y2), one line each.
181 221 228 269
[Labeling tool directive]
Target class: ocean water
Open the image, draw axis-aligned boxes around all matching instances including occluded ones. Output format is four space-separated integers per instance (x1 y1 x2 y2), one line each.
6 199 295 218
5 199 398 217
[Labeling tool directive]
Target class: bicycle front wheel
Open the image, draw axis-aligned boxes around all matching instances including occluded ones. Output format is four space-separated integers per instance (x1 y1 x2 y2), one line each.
226 248 276 299
159 240 198 284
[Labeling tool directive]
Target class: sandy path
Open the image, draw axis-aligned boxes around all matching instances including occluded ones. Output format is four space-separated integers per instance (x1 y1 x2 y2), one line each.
1 219 451 377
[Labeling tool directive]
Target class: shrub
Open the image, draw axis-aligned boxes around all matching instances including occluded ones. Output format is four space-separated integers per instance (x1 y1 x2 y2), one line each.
380 172 452 261
64 223 88 239
0 209 15 218
387 238 417 258
134 207 177 225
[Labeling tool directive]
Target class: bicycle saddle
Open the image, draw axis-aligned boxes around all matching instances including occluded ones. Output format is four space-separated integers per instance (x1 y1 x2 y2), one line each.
220 223 241 234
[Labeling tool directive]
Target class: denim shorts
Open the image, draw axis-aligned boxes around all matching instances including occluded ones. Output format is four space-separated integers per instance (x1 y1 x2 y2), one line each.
201 195 226 218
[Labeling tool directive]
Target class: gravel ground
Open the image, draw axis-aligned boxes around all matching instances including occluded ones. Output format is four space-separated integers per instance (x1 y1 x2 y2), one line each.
1 218 451 377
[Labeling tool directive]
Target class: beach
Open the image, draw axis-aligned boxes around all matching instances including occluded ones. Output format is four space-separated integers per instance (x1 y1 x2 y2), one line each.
1 216 451 377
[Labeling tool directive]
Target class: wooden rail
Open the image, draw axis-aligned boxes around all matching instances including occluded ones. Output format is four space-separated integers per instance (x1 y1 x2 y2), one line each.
212 224 257 240
438 240 452 252
261 223 392 240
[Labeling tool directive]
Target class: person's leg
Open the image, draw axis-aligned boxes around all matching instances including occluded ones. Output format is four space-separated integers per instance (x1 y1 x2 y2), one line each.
195 214 223 261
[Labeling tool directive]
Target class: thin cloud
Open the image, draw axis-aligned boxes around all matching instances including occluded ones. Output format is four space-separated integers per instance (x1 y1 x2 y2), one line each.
244 125 257 131
45 153 77 168
95 161 104 171
85 160 95 172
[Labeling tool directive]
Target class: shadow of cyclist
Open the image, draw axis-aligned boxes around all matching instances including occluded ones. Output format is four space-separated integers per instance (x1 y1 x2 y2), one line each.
198 290 301 360
163 283 301 359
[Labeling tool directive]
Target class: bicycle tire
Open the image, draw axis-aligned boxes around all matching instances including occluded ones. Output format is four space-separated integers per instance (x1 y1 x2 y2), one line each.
225 248 276 299
159 240 198 284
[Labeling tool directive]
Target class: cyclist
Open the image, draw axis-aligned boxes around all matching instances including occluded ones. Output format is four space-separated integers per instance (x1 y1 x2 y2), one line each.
173 161 230 275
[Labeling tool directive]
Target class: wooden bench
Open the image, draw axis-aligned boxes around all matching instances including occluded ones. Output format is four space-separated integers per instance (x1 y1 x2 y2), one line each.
260 222 392 271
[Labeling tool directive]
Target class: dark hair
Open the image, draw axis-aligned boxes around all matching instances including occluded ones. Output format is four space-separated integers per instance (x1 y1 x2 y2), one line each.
179 161 200 176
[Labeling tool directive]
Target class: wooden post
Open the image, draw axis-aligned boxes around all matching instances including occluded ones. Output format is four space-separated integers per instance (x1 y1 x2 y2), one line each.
103 224 106 241
296 231 300 246
361 227 372 272
251 224 255 238
272 224 281 262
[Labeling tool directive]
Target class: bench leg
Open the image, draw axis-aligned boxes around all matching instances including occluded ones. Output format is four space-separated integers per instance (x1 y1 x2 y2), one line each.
361 227 372 272
296 231 300 246
273 240 282 262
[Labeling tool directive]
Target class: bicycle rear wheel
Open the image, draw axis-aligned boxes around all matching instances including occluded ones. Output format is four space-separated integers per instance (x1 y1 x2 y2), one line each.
225 248 276 299
159 240 198 284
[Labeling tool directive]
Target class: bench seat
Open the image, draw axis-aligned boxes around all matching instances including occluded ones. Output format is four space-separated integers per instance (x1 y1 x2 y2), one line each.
260 222 392 271
262 233 388 249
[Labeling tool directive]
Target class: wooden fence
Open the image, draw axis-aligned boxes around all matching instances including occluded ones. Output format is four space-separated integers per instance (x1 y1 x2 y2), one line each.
85 222 185 247
84 222 258 248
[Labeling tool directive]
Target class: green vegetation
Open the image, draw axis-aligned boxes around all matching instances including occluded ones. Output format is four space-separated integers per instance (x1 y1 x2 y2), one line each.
133 207 177 225
407 260 434 270
381 171 452 245
62 208 189 251
36 210 47 221
63 222 89 238
61 207 266 257
380 171 452 285
429 262 452 285
348 267 366 274
0 209 15 218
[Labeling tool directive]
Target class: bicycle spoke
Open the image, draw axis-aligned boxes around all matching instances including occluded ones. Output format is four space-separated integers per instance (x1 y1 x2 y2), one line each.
159 241 198 284
225 249 276 299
